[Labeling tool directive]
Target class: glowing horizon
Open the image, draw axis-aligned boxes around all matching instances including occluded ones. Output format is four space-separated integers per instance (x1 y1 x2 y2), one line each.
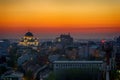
0 0 120 39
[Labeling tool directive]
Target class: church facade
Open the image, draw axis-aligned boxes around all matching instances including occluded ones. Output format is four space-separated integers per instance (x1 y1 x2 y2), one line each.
19 32 39 46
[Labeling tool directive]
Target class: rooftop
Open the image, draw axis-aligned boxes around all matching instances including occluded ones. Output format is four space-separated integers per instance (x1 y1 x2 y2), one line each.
25 32 33 37
53 61 103 64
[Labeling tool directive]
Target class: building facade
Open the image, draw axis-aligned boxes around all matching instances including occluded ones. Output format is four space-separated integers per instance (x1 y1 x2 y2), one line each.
53 61 104 72
1 71 23 80
56 33 73 46
0 39 10 56
19 32 39 46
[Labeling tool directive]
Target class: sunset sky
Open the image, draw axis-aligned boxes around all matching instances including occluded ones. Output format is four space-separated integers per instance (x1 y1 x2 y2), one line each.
0 0 120 39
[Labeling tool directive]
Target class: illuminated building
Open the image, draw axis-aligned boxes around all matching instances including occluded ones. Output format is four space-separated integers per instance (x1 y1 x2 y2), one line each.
19 32 39 46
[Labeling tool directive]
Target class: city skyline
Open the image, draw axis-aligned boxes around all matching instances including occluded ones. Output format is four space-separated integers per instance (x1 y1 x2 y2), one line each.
0 27 119 39
0 0 120 39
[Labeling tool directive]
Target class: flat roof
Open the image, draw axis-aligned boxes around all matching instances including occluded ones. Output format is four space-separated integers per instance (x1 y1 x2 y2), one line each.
53 61 103 64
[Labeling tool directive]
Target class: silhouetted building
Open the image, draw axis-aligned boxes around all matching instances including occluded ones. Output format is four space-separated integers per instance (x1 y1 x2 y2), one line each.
65 46 79 60
0 39 10 56
115 52 120 69
116 36 120 46
41 41 53 48
56 33 73 46
1 71 23 80
115 36 120 69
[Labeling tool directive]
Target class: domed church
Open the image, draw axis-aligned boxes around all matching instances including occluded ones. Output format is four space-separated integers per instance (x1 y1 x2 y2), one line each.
19 32 39 46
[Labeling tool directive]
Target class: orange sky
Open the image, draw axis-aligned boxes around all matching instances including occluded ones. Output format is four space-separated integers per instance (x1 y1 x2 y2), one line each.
0 0 120 39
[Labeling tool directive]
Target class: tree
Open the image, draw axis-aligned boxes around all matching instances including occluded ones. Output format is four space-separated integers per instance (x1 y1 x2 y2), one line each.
0 66 7 76
45 72 56 80
24 70 33 80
